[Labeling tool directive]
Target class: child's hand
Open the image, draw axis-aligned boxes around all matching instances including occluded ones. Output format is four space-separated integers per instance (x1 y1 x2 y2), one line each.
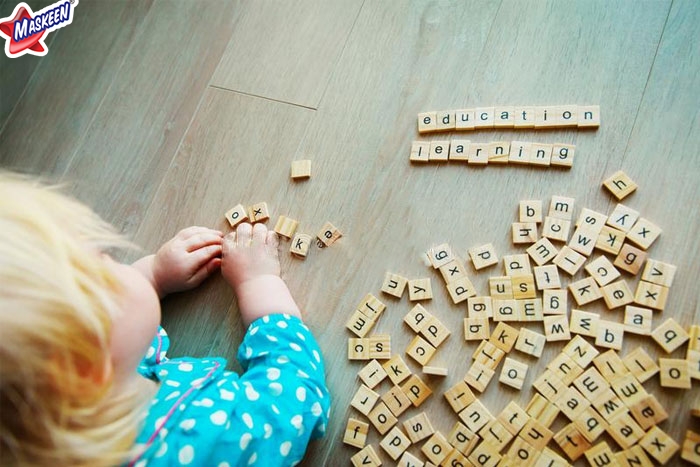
145 226 223 297
221 223 280 290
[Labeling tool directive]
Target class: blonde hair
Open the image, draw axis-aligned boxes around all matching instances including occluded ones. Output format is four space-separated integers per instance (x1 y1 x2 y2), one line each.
0 172 155 466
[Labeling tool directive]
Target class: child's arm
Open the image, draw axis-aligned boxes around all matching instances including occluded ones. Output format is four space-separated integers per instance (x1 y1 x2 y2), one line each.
132 226 223 298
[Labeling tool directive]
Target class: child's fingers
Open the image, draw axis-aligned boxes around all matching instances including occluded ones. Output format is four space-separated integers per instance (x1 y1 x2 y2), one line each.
236 223 253 245
189 244 222 269
189 257 221 285
252 223 267 245
177 226 223 240
183 232 224 252
266 230 279 252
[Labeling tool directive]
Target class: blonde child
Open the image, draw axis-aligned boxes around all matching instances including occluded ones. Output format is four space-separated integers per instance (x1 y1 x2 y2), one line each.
0 172 330 466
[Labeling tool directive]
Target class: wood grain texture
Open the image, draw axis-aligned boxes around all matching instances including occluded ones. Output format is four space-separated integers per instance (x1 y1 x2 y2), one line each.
210 0 363 108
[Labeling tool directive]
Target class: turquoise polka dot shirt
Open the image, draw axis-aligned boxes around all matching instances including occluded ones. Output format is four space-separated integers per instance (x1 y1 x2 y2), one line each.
127 314 330 467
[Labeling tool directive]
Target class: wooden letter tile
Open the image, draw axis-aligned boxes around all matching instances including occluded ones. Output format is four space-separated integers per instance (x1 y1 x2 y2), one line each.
606 412 645 449
615 445 654 467
467 142 489 165
474 107 495 128
481 420 515 451
290 159 311 179
464 361 495 393
629 394 668 430
499 357 528 390
527 237 559 266
614 243 648 275
423 365 448 377
532 370 566 402
403 412 435 443
444 380 476 414
535 106 559 129
436 111 456 131
548 353 584 385
570 309 600 338
289 233 312 257
350 445 381 467
468 441 502 467
585 255 621 286
449 139 470 161
509 141 531 164
525 393 559 428
606 204 640 233
578 105 601 128
520 418 554 450
439 258 468 283
455 109 476 130
623 305 653 336
553 245 586 275
603 170 638 200
420 315 451 347
469 243 499 270
574 407 608 443
549 195 576 221
601 279 634 309
349 338 369 360
640 426 680 465
568 225 598 256
569 276 603 306
380 426 411 460
464 317 490 341
595 225 626 255
489 276 513 299
489 321 519 352
494 107 515 128
473 341 505 370
488 141 511 164
316 221 342 247
511 274 536 299
626 218 662 250
357 294 387 319
514 327 546 358
520 200 543 223
406 335 436 366
404 304 431 333
410 141 431 163
459 399 494 433
681 430 700 466
544 315 571 342
641 259 677 287
422 432 453 466
514 107 536 128
593 349 629 382
446 275 477 304
498 401 530 435
367 401 398 435
408 278 433 301
543 216 572 243
584 441 617 467
534 265 561 290
346 309 376 338
512 222 538 244
397 452 423 467
634 280 669 310
248 202 269 223
530 143 553 166
551 143 575 168
427 243 455 269
358 360 387 389
651 318 689 353
576 208 608 234
381 272 408 298
351 384 380 416
418 111 438 133
622 347 659 383
224 204 248 228
543 289 567 315
554 423 591 461
503 253 532 275
595 320 625 351
659 358 691 389
383 354 412 385
369 334 391 360
467 296 493 319
563 334 600 368
344 417 370 448
401 374 433 407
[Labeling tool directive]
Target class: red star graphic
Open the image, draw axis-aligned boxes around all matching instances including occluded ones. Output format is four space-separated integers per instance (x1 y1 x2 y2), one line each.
0 3 48 57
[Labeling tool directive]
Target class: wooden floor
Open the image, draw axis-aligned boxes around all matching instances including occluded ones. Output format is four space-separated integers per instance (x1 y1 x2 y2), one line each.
2 1 699 465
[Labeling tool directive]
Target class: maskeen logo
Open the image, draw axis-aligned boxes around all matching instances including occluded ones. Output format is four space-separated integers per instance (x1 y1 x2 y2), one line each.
0 0 78 58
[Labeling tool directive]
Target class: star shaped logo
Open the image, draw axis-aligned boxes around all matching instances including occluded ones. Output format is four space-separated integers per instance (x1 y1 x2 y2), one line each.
0 0 78 58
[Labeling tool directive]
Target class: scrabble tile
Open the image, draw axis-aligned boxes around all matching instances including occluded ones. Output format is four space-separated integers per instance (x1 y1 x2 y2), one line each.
410 141 431 162
383 354 412 385
538 448 570 467
530 143 553 166
381 272 408 298
651 318 689 353
316 221 342 247
641 259 677 287
350 444 381 467
357 294 386 320
681 430 700 465
689 350 700 380
459 399 494 433
532 370 566 402
489 322 519 353
499 357 528 390
634 280 668 310
527 238 559 266
622 347 658 383
573 366 609 402
346 309 376 337
456 109 476 130
489 276 513 299
224 204 248 228
492 299 518 322
615 445 654 467
449 139 470 161
584 441 617 467
578 105 601 128
467 296 493 319
397 451 424 467
420 315 451 347
369 335 391 359
568 225 598 256
659 358 691 389
535 106 559 129
549 196 575 220
408 278 433 301
446 275 477 304
570 309 600 338
349 338 369 360
344 417 370 448
544 315 571 342
248 202 269 223
506 436 539 463
404 304 431 333
464 361 495 393
444 380 476 414
626 218 661 250
543 289 567 315
275 216 299 239
601 279 634 309
368 401 398 435
553 245 586 275
351 384 380 416
607 412 645 449
358 360 387 389
474 107 495 128
640 426 680 465
592 390 627 422
464 317 490 341
436 111 456 131
595 320 625 350
585 255 621 286
554 423 591 461
290 159 311 179
520 418 554 449
595 225 626 255
427 243 455 269
557 105 580 127
525 393 560 428
514 327 546 358
480 420 514 451
576 208 608 233
488 141 511 164
499 401 530 435
623 305 653 336
380 426 411 460
593 349 628 382
401 374 432 407
612 374 650 409
418 111 438 133
554 386 590 421
514 107 536 128
469 243 499 270
517 296 542 321
550 143 575 168
511 274 536 299
520 200 543 223
468 441 502 467
606 204 639 233
574 407 608 443
467 142 489 165
569 276 603 306
548 352 584 385
602 170 638 200
614 243 648 275
439 258 468 283
563 335 600 368
629 394 668 430
473 341 505 370
289 233 312 257
406 335 436 366
509 141 531 164
503 254 532 276
494 107 515 128
422 432 452 465
423 365 448 377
